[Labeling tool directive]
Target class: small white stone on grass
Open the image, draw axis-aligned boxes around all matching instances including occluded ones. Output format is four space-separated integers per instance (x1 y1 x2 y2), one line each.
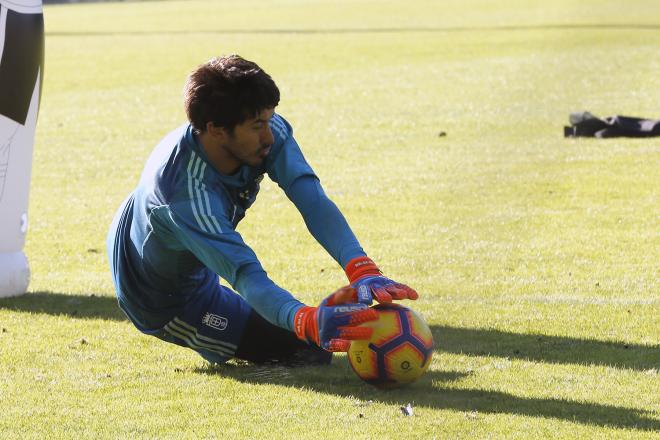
400 403 414 416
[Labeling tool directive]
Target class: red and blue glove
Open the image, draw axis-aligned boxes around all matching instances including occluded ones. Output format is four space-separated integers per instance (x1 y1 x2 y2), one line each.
294 286 378 352
344 256 419 305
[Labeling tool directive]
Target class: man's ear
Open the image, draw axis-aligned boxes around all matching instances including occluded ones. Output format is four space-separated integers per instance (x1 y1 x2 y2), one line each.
206 122 228 140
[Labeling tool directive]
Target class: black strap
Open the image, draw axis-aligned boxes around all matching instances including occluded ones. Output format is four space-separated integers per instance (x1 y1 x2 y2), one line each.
0 8 44 125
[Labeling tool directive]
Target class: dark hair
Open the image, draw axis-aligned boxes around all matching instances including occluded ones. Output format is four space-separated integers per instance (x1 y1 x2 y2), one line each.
183 55 280 133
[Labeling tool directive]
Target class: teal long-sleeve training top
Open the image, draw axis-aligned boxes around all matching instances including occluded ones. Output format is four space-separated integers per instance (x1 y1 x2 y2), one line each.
108 113 365 332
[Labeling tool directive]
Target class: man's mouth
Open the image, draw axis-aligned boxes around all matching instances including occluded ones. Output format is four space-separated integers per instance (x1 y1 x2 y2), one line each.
259 146 271 158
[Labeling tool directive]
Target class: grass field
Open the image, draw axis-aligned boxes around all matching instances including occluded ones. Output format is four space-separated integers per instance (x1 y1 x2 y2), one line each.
1 0 659 438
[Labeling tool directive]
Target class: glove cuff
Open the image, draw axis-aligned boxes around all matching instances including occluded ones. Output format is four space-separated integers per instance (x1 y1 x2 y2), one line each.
344 256 381 283
293 306 319 345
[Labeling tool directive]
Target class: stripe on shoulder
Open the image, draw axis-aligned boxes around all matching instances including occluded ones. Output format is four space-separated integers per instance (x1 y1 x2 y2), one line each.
270 114 289 143
185 151 223 235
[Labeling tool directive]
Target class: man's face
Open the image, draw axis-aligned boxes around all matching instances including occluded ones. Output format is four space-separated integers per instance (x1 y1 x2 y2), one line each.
222 108 275 168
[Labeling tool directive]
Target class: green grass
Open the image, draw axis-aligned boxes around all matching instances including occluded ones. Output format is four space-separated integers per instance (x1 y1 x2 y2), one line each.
1 0 659 438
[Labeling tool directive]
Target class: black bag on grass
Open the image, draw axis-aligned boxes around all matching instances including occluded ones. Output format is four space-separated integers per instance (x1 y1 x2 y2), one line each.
564 112 660 138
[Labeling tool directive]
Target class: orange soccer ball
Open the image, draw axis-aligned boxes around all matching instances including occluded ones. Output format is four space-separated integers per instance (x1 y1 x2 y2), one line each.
347 303 434 389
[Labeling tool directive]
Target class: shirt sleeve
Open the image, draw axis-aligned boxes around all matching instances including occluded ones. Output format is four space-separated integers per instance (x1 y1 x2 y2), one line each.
265 114 366 268
149 201 304 330
266 113 317 192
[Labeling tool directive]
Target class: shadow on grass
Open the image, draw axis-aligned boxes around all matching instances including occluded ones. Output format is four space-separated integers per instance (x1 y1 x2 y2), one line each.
2 292 658 429
197 362 659 431
0 291 126 321
432 326 660 372
1 293 656 371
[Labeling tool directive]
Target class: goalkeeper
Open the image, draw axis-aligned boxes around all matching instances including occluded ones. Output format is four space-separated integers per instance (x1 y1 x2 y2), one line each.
107 55 418 366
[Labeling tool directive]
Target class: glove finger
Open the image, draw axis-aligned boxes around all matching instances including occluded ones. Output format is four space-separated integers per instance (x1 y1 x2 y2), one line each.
378 278 396 286
383 283 418 300
346 307 378 325
338 326 373 340
324 286 358 306
402 285 419 300
383 284 414 300
371 286 393 303
325 339 351 352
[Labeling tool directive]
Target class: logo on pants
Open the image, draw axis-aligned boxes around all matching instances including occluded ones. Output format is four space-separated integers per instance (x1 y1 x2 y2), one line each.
202 313 228 330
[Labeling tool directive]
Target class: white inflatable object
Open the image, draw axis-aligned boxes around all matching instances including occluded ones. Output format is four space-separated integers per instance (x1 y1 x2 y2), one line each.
0 0 43 297
0 251 29 296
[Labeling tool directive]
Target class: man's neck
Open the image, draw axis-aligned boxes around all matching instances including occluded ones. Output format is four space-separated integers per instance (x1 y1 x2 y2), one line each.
197 131 240 175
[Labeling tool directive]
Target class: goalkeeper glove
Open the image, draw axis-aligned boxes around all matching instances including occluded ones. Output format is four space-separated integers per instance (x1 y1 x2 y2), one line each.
294 286 378 352
344 256 419 305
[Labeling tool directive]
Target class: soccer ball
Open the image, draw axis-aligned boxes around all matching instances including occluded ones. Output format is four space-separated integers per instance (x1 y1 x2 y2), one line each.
347 303 434 389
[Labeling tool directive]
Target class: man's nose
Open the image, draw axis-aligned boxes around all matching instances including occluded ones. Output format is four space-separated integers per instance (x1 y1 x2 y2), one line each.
261 125 274 145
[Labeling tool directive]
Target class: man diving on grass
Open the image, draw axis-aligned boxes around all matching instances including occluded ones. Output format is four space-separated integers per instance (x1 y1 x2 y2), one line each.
107 55 418 366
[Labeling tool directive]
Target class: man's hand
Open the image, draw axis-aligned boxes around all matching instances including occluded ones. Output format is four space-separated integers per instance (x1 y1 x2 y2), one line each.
344 256 419 305
294 287 378 352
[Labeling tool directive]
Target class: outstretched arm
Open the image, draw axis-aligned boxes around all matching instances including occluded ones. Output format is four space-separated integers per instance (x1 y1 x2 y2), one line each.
286 176 418 305
285 175 364 267
266 113 418 305
151 202 375 352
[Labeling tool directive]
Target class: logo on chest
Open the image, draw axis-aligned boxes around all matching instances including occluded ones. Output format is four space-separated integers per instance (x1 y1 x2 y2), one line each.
237 175 264 201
